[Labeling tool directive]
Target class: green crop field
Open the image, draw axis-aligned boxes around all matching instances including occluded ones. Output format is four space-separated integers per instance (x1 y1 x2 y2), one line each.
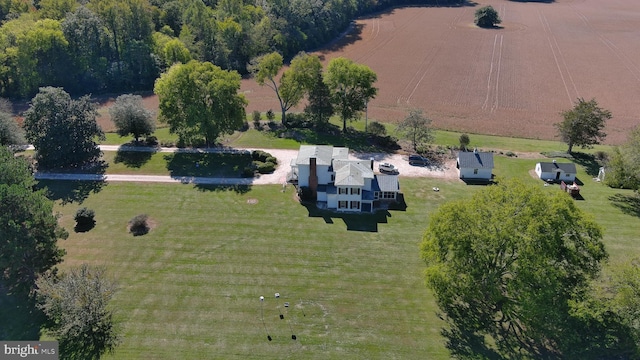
43 136 639 358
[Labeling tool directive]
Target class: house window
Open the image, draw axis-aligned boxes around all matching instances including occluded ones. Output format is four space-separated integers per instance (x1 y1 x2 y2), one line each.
374 192 379 200
339 187 347 194
331 174 335 182
338 201 348 209
382 192 395 199
350 201 360 209
350 188 361 195
473 169 478 175
566 173 571 178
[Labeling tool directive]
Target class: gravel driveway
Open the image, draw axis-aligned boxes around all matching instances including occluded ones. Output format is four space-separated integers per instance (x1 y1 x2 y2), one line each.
34 146 460 184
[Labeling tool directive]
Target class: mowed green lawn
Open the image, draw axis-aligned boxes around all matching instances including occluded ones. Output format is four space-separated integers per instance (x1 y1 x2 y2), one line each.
50 178 458 359
46 148 640 359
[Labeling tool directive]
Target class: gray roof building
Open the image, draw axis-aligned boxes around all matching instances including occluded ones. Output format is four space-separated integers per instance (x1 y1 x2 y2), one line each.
457 151 494 169
538 162 577 174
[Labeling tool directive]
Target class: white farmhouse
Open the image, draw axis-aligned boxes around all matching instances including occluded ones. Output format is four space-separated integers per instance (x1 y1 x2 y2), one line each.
535 160 577 182
290 145 400 212
457 149 494 181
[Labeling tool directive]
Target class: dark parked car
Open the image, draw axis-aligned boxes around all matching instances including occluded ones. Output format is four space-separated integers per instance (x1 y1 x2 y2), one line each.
408 154 429 166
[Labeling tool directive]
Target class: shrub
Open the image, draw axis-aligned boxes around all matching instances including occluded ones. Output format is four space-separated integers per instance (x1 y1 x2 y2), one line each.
129 214 150 236
298 186 314 201
265 156 278 165
459 133 470 151
285 113 310 129
252 110 261 122
252 150 269 162
254 161 276 174
145 136 158 146
367 121 386 136
475 5 501 28
417 144 432 155
252 111 262 130
239 120 249 132
74 207 95 227
266 109 275 121
242 166 255 177
505 151 517 157
594 150 608 164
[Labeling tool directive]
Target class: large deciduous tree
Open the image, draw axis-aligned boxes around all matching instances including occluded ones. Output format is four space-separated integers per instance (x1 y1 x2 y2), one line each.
109 94 155 143
36 264 120 360
0 147 68 295
324 57 377 133
15 18 75 97
90 0 157 90
23 87 104 170
0 146 32 186
62 5 113 93
397 108 434 152
304 73 334 129
154 60 247 146
421 178 609 358
251 51 320 127
555 98 610 153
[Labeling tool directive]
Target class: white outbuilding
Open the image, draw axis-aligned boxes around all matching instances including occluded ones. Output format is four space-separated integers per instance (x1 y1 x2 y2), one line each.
535 160 577 182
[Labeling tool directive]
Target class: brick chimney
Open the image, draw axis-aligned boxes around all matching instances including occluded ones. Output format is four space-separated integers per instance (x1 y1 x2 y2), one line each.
309 157 318 198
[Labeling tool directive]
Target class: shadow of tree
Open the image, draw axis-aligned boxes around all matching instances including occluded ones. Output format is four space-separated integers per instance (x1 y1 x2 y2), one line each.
442 327 504 360
571 152 602 177
542 151 602 178
37 179 107 204
441 311 638 359
195 184 252 194
164 152 253 178
74 221 96 233
272 125 399 153
114 150 154 168
609 193 640 218
0 286 45 340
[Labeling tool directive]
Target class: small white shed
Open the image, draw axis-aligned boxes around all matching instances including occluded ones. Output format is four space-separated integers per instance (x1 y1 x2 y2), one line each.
535 161 577 182
457 150 494 181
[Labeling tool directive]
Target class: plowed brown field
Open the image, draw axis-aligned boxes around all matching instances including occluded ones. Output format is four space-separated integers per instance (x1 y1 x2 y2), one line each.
240 0 640 144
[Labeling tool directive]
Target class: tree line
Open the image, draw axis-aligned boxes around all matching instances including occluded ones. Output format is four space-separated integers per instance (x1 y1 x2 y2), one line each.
0 0 446 99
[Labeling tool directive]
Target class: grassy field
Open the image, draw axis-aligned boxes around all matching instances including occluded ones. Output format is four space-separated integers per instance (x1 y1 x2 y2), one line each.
45 143 640 358
103 151 255 177
101 121 613 155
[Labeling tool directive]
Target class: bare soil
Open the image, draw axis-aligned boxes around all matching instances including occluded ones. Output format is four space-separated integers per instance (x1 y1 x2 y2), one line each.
240 0 640 145
93 0 640 145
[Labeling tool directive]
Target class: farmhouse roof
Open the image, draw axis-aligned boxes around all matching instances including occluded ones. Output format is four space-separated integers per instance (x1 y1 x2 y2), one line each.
295 145 348 166
538 161 577 173
375 174 400 192
334 162 373 186
457 151 494 169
